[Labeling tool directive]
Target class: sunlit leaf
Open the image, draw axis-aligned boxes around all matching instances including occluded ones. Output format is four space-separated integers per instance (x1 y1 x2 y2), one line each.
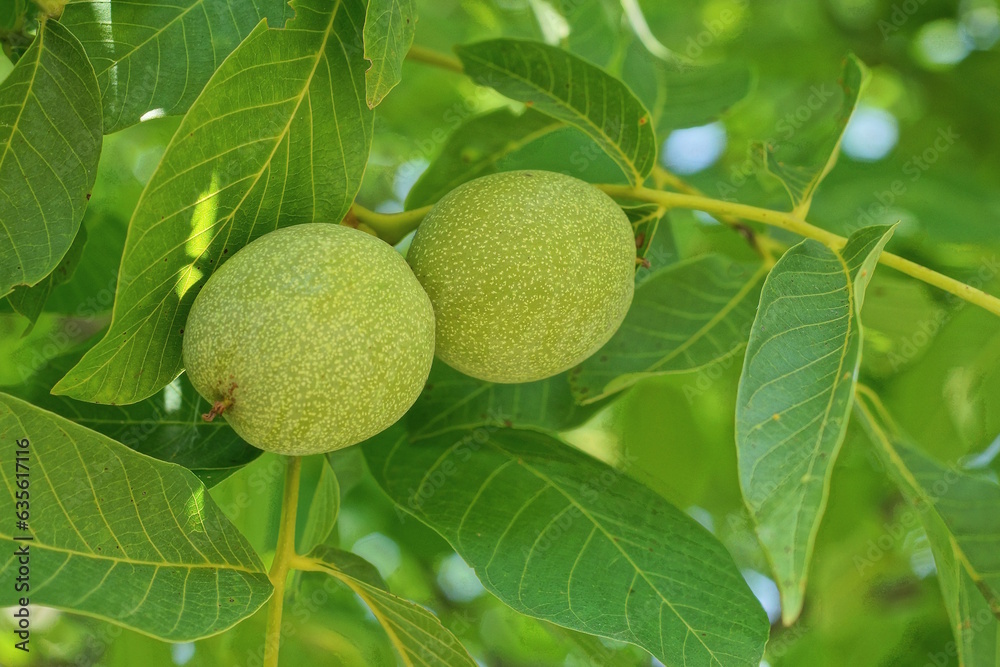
61 0 295 133
0 19 101 298
363 0 416 107
735 225 894 624
306 545 477 666
0 392 272 640
571 255 765 404
54 0 374 404
366 426 770 666
405 107 562 209
456 39 656 185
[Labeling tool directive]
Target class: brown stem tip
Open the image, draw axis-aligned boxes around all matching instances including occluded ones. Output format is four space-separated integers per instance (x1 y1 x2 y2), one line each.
202 399 231 422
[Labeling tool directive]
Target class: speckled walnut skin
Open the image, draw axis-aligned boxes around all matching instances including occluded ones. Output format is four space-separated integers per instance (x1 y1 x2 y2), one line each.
182 224 435 455
407 170 636 384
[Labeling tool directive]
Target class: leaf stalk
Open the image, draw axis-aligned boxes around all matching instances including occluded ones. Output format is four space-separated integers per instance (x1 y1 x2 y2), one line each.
597 184 1000 317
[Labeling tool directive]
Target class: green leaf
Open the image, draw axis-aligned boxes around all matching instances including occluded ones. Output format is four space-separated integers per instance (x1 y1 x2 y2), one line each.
305 545 478 666
61 0 295 133
855 392 1000 618
295 455 339 555
455 39 655 186
0 0 28 31
363 0 415 108
571 255 766 404
756 54 868 217
0 392 272 640
623 47 753 133
6 225 87 333
308 544 386 588
932 539 1000 664
365 427 770 666
54 0 374 405
735 225 894 624
0 19 102 298
405 107 562 209
6 345 259 486
408 360 602 436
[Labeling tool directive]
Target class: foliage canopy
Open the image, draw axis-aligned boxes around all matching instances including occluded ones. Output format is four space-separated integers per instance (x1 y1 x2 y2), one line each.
2 0 999 665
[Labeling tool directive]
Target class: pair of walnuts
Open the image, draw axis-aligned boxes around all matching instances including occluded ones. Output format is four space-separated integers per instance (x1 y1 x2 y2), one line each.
182 171 636 455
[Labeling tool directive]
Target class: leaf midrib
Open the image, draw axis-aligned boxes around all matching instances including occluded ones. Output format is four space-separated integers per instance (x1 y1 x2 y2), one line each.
0 536 265 574
89 0 205 75
0 20 46 279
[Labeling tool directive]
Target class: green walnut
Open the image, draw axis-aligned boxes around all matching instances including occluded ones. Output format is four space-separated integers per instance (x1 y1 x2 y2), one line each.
407 170 636 383
182 223 435 455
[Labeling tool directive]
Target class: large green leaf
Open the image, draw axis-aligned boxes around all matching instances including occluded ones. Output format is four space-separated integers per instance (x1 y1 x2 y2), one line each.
757 54 868 218
855 392 1000 616
304 546 478 666
405 107 562 209
571 255 765 404
363 0 415 107
61 0 294 133
6 225 87 333
735 225 894 624
0 393 272 640
7 345 259 486
54 0 374 404
455 39 656 186
0 19 102 298
366 427 770 666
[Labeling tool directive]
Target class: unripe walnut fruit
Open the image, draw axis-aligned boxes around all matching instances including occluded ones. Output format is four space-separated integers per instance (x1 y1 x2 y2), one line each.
407 170 635 383
182 224 435 455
